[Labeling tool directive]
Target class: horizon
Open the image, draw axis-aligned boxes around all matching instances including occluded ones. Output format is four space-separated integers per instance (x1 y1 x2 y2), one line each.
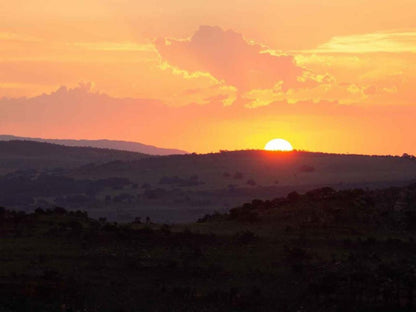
1 133 414 158
1 1 416 154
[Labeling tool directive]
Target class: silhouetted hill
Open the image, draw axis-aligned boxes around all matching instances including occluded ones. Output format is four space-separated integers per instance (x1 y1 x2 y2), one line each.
1 148 416 223
202 182 416 230
0 140 150 173
0 135 187 155
74 149 416 190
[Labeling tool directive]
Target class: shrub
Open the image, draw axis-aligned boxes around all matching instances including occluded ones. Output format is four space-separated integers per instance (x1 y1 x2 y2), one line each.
233 172 244 180
233 231 257 244
299 165 315 173
287 191 300 202
246 179 256 186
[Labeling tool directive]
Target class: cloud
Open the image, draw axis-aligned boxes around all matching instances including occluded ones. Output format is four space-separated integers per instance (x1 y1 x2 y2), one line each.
2 84 416 154
293 50 416 106
309 31 416 54
155 25 303 92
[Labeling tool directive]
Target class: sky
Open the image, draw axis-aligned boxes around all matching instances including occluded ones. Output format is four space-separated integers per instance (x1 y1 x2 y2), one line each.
1 0 416 154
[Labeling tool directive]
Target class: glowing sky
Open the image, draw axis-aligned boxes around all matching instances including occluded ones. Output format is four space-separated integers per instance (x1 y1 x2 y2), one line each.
1 0 416 154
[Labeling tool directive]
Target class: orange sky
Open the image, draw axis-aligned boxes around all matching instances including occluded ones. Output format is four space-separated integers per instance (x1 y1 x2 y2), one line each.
1 0 416 154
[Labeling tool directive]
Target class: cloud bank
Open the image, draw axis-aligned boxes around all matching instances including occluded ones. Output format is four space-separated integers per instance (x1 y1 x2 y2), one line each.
2 84 416 154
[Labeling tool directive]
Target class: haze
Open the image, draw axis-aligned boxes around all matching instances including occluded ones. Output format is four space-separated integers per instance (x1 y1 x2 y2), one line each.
1 0 416 154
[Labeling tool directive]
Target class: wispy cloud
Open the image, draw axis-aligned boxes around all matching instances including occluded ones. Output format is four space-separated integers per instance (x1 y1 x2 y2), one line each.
309 31 416 54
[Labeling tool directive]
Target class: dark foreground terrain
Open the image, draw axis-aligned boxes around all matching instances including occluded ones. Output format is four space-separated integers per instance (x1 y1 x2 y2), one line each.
1 183 416 311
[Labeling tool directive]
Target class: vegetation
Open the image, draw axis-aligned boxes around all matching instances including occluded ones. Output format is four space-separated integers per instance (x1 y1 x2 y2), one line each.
0 140 149 175
2 183 416 311
1 145 416 224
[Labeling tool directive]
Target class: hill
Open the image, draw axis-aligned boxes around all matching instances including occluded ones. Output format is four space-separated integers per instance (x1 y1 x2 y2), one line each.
1 149 416 223
73 150 416 190
0 140 150 174
1 183 416 311
0 134 187 155
199 183 416 232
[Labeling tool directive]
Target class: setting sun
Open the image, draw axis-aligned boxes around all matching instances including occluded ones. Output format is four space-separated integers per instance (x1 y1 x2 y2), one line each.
264 139 293 151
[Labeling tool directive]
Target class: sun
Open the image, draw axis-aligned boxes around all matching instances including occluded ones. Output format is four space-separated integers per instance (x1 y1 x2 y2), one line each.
264 138 293 151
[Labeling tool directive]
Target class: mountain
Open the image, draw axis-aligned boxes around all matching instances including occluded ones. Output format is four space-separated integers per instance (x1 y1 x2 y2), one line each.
0 140 150 173
0 135 187 155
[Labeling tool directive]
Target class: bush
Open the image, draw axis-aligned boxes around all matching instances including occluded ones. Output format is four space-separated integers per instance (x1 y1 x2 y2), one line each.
229 207 259 223
233 231 257 244
233 172 244 180
287 191 300 202
246 179 256 186
299 165 315 173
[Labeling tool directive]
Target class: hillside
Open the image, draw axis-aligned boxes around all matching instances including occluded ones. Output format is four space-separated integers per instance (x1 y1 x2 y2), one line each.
0 140 150 174
199 183 416 233
1 183 416 311
0 135 187 155
70 150 416 196
1 149 416 223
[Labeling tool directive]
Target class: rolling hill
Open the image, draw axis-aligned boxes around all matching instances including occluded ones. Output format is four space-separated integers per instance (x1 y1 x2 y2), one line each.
72 150 416 191
0 135 187 155
0 140 150 173
1 146 416 223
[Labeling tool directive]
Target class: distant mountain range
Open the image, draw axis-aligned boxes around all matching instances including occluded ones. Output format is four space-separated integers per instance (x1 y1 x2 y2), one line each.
0 135 187 156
